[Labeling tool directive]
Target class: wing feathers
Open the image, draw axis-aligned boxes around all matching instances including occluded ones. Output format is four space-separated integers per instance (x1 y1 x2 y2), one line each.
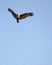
8 8 17 19
19 13 33 19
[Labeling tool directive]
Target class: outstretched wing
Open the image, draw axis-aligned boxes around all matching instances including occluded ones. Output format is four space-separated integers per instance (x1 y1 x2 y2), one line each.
19 13 33 19
8 8 17 19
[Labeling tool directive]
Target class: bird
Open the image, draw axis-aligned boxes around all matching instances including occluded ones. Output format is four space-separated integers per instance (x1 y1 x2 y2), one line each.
8 8 34 23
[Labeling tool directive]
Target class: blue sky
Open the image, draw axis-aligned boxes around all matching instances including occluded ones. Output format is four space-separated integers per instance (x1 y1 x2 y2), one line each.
0 0 52 65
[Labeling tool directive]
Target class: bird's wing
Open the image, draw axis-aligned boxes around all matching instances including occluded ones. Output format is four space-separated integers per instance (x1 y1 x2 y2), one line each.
8 8 17 19
19 13 33 19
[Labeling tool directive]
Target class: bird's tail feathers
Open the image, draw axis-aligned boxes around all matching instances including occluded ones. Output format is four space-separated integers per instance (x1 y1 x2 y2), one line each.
16 18 19 23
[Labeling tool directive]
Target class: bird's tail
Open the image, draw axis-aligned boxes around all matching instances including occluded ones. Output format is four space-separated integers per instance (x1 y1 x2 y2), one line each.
29 13 34 16
17 18 19 23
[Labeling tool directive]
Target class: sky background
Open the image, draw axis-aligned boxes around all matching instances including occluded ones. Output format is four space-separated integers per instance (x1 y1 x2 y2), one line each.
0 0 52 65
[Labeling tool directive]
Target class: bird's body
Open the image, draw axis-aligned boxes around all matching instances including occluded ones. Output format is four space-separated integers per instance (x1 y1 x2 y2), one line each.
8 8 34 23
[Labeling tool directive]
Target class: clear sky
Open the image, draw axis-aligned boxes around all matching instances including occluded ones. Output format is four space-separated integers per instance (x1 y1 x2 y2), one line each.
0 0 52 65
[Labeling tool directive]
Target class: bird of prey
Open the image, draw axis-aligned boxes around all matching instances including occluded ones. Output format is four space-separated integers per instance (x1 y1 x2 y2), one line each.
8 8 34 23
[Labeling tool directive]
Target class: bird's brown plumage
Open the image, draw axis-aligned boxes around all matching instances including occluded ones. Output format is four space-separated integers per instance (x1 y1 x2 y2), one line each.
8 8 34 23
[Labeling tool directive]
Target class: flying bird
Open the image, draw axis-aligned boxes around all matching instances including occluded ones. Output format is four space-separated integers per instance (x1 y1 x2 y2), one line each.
8 8 34 23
